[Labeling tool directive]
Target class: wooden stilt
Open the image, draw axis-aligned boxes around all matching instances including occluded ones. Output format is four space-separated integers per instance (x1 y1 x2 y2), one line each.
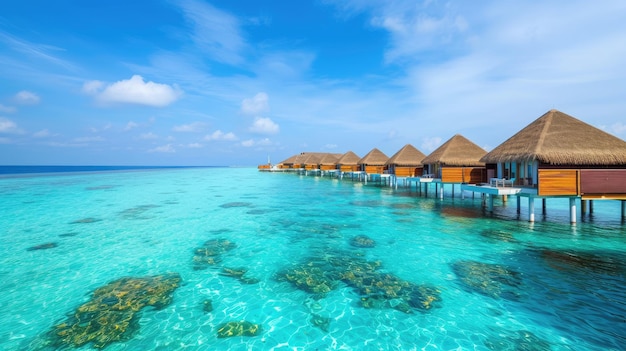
542 198 547 215
621 200 625 220
502 195 508 203
440 184 444 199
516 196 521 214
489 195 494 212
581 200 587 216
569 197 577 224
528 197 535 222
589 200 594 214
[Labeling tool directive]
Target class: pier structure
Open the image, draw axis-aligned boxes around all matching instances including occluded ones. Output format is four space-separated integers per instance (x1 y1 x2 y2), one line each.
260 109 626 224
462 110 626 223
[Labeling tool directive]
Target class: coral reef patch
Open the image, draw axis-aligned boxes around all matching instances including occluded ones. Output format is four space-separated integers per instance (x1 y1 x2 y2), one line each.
48 273 181 349
216 321 262 338
276 250 441 313
192 238 237 270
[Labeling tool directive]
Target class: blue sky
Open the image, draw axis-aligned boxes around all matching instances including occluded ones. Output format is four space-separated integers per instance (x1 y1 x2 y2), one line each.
1 0 626 166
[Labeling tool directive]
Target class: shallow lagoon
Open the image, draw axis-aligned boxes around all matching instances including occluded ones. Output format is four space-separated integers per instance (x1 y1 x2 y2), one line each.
1 167 624 350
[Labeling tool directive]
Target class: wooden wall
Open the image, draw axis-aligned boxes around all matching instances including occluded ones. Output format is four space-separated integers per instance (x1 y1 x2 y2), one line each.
464 167 486 184
320 165 336 171
538 169 578 196
441 168 463 183
441 167 486 183
364 165 385 174
339 165 359 172
393 167 423 177
580 169 626 195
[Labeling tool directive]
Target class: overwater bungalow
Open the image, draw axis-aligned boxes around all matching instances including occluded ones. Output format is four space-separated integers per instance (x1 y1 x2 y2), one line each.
302 153 323 171
385 144 426 178
421 134 487 184
318 153 341 171
336 151 361 173
278 153 304 170
278 152 324 172
462 109 626 222
358 148 389 174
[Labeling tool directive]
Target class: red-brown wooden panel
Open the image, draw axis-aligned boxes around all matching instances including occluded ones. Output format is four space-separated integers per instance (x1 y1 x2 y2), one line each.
580 169 626 194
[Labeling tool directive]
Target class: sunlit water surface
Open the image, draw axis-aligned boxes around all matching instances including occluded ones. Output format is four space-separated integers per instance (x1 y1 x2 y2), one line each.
1 167 624 351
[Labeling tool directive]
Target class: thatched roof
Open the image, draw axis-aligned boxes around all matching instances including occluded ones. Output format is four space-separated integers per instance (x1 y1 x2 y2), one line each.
300 152 330 165
280 152 327 166
336 151 361 165
385 144 426 166
421 134 487 166
318 153 342 165
279 153 301 165
358 148 389 165
480 109 626 165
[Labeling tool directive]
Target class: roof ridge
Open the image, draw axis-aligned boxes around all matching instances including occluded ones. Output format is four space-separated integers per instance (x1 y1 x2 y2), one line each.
534 111 553 156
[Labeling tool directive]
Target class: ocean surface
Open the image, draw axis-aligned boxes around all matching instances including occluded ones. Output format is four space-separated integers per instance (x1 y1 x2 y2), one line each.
1 167 624 351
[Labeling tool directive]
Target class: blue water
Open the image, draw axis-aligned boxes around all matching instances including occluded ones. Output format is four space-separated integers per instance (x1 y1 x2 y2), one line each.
0 167 624 350
0 165 213 176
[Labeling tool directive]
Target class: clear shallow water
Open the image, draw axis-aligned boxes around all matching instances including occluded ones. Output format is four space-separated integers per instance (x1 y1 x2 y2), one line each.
0 167 624 351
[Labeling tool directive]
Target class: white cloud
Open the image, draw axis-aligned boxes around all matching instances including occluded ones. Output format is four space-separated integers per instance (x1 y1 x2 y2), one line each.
149 144 175 153
249 117 279 135
325 144 338 149
241 138 273 147
241 92 269 115
204 130 238 141
33 129 52 138
83 75 182 107
0 104 16 113
82 80 104 95
421 136 442 152
74 136 105 143
140 132 158 140
0 117 21 134
173 122 208 132
177 0 247 65
89 124 112 133
14 90 40 105
124 121 139 131
186 143 203 148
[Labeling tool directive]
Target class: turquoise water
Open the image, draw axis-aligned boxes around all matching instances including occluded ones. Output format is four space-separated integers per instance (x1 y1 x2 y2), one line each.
1 167 624 351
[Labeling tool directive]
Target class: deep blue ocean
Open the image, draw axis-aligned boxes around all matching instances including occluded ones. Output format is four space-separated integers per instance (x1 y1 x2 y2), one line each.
1 167 624 350
0 165 213 176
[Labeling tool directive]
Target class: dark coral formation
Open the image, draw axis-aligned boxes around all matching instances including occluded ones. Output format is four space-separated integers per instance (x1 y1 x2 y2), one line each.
216 321 262 338
118 204 160 220
484 330 551 351
202 299 213 313
310 314 332 332
276 251 441 313
49 273 181 349
479 229 517 243
452 260 522 299
70 218 102 224
349 235 376 248
192 238 237 270
219 202 253 208
220 267 260 284
539 248 626 276
27 242 58 251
